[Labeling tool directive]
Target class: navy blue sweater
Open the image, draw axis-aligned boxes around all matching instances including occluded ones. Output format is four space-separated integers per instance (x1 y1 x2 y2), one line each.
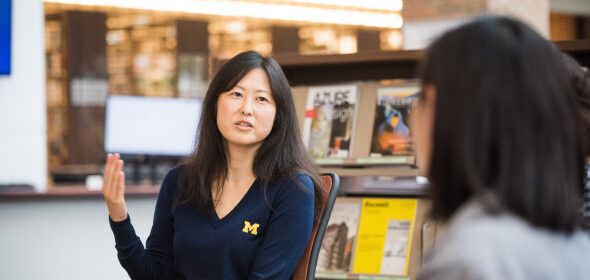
109 166 315 279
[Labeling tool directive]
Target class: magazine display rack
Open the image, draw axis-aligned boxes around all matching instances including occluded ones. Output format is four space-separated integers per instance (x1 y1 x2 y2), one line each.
272 40 590 279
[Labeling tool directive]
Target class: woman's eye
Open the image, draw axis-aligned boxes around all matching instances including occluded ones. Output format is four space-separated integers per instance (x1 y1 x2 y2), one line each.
231 92 242 97
257 96 272 103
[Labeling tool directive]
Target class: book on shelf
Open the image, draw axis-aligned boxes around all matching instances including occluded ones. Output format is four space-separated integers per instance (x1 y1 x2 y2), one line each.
303 84 359 160
352 198 418 277
369 83 420 158
316 198 362 274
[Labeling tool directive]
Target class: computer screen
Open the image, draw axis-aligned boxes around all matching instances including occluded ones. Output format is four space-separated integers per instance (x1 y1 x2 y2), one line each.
105 95 202 156
0 0 11 75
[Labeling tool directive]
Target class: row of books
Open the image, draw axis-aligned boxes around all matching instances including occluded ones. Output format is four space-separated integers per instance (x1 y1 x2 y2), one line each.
316 198 418 278
300 81 420 162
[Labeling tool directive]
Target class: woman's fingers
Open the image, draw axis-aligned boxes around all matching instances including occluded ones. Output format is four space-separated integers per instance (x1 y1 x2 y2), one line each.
117 169 126 200
102 153 128 221
102 154 114 196
106 153 121 194
103 153 125 201
114 159 125 197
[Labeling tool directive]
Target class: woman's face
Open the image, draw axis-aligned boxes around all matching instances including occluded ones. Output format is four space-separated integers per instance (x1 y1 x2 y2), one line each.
410 85 436 175
216 68 277 151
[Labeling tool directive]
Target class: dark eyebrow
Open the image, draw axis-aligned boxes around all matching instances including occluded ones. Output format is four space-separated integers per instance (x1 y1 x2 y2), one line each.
235 85 271 94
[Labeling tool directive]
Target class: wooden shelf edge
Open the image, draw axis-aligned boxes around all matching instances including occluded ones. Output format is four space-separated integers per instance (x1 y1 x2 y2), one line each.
320 166 419 177
273 39 588 67
275 50 424 66
341 187 428 198
0 184 159 200
554 39 590 52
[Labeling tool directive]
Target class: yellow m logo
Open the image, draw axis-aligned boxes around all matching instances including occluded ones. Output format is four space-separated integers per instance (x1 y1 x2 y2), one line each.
242 221 260 235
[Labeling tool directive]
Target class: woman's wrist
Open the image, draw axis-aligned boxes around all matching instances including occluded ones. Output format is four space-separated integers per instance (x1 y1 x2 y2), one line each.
108 203 128 222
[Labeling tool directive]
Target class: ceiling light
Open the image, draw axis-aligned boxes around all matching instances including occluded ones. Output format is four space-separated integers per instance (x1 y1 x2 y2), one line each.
44 0 403 28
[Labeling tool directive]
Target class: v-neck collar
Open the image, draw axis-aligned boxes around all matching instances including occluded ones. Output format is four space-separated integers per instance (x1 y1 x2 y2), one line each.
209 178 259 228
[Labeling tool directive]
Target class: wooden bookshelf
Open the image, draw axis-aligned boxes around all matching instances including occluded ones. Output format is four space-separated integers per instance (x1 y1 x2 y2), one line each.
45 14 69 170
273 39 590 181
276 39 590 87
275 50 422 86
291 79 420 180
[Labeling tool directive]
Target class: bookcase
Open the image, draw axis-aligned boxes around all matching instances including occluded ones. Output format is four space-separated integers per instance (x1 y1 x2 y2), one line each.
275 39 590 180
280 52 425 280
270 39 590 279
45 13 69 169
44 9 210 184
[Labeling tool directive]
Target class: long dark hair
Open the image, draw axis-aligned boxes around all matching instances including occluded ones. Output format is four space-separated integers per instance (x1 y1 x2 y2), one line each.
179 51 323 217
420 16 587 233
561 52 590 150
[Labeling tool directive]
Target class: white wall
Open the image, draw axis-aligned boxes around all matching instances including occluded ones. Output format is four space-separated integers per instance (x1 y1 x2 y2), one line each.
487 0 549 37
0 197 156 280
0 0 47 190
402 16 473 50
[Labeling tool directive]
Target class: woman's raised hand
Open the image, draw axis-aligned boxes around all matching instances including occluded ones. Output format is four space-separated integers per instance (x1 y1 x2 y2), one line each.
102 153 128 222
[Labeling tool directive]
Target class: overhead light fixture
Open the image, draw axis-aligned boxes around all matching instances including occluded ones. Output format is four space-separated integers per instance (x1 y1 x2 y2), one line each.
43 0 403 29
279 0 403 12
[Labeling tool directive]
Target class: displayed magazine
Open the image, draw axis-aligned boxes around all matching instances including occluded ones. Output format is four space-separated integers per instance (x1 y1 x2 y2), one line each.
316 198 362 273
370 84 420 157
303 84 359 159
352 198 418 276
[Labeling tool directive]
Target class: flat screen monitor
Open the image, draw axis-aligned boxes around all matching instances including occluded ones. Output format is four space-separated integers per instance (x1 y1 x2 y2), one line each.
0 0 11 75
105 95 201 156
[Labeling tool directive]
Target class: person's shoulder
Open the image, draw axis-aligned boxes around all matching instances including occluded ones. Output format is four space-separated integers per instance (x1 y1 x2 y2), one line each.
267 172 314 202
425 202 521 268
429 201 590 277
160 164 186 194
420 221 505 280
443 206 532 253
424 217 590 280
162 164 184 183
278 172 314 192
293 172 314 188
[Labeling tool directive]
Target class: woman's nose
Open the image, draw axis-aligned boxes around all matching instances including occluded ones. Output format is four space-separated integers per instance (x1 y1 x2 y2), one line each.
240 98 254 116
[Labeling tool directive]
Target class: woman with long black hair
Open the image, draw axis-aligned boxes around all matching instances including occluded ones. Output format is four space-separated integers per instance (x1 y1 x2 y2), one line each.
102 51 323 279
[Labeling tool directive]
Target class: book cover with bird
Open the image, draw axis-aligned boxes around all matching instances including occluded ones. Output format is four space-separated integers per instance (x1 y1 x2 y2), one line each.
370 84 420 156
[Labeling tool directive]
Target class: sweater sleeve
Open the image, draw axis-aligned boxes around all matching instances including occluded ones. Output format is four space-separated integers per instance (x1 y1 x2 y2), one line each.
109 167 180 279
249 174 315 280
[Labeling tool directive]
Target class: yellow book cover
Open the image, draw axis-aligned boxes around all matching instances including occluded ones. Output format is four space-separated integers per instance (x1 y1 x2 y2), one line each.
352 198 417 276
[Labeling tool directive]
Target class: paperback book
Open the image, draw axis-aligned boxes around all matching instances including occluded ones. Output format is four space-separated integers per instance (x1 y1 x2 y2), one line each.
370 84 420 157
303 84 359 159
352 198 418 276
316 198 362 273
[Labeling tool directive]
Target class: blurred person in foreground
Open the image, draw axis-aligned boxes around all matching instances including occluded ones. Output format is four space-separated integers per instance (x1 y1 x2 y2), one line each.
412 16 590 280
561 52 590 229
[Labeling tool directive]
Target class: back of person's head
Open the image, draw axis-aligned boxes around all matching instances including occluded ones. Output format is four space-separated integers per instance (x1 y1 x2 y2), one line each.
420 16 587 233
560 52 590 151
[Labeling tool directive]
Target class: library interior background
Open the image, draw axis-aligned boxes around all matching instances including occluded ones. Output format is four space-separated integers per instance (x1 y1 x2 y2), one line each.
1 0 589 279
